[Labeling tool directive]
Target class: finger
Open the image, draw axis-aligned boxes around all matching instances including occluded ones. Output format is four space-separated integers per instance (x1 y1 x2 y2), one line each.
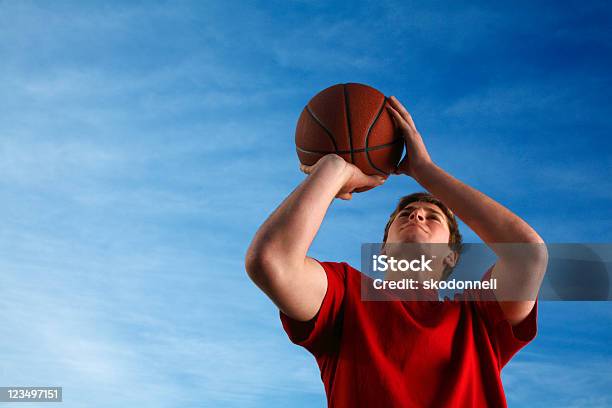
389 96 417 130
387 105 417 135
299 163 313 174
386 106 408 129
356 174 387 189
354 175 386 193
354 186 372 193
388 96 410 120
392 163 403 175
360 172 386 182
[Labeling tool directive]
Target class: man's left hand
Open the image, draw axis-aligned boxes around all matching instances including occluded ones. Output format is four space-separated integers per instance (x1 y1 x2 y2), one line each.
386 96 434 178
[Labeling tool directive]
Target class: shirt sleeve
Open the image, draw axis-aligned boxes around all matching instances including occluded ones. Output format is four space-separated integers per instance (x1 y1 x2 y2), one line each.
473 266 539 369
279 260 347 354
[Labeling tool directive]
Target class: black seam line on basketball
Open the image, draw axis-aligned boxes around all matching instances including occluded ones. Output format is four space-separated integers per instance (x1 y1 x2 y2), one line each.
305 105 338 152
295 138 403 155
365 96 389 175
343 83 354 164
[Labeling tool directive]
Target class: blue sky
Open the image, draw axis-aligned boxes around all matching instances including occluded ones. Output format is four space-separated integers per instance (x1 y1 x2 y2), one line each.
0 0 611 406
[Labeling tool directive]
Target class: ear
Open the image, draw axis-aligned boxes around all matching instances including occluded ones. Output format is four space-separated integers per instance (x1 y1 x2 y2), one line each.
443 250 459 269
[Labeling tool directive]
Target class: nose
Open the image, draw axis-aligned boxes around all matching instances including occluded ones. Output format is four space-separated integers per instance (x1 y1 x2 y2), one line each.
409 208 426 223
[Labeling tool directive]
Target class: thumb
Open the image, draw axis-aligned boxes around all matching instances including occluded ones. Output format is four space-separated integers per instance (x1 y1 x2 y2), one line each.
359 173 387 186
394 155 410 175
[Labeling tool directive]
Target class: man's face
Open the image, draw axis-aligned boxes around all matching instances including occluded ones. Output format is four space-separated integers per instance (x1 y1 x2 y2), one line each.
386 202 451 245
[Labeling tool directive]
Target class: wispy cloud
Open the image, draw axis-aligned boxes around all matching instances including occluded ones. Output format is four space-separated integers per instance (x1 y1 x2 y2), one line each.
0 1 610 407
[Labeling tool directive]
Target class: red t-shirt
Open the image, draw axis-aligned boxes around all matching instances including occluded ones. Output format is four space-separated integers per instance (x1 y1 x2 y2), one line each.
280 260 538 407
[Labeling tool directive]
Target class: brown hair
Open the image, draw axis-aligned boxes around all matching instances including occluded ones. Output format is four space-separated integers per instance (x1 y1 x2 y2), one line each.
382 192 463 279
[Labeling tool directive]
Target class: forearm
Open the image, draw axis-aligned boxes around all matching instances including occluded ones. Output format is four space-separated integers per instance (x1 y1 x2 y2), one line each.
387 96 546 316
246 156 351 273
413 162 544 245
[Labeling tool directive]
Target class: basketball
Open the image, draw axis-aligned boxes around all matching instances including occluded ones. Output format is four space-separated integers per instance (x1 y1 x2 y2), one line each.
295 83 404 175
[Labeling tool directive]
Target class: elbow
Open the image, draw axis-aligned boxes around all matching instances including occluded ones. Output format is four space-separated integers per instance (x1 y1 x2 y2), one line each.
526 233 549 268
518 238 549 277
245 245 283 287
535 241 549 275
517 228 548 269
497 235 549 275
245 245 265 281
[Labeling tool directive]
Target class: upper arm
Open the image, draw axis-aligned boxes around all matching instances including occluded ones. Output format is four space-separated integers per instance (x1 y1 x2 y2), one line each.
490 251 547 326
246 255 328 322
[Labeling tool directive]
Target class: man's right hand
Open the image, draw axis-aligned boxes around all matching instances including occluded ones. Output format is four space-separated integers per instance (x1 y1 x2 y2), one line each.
247 154 386 322
299 154 387 200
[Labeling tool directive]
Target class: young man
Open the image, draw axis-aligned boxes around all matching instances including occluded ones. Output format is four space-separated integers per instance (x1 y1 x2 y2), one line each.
245 96 548 407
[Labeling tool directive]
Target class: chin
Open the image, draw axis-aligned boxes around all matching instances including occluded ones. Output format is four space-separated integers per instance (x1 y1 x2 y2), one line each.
399 232 430 244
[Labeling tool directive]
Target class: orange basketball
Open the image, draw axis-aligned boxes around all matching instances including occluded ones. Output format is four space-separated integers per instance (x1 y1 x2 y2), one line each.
295 83 404 175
